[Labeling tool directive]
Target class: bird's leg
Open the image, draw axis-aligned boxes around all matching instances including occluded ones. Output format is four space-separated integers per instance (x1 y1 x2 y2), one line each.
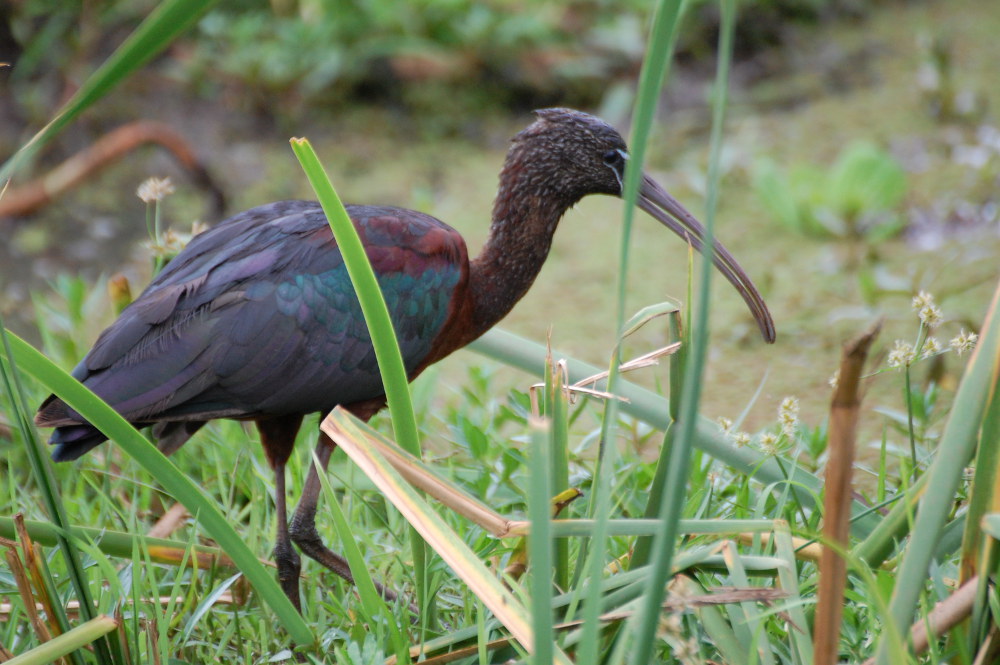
288 432 401 604
256 415 304 611
287 434 350 578
272 461 301 611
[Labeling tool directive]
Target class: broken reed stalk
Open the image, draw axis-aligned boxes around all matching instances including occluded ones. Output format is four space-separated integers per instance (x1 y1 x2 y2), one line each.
1 593 239 622
813 320 881 665
12 514 61 644
859 575 979 665
386 584 787 665
4 542 53 645
146 503 190 540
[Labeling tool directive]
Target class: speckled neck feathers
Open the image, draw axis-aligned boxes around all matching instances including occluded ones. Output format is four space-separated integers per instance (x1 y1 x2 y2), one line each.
465 135 582 340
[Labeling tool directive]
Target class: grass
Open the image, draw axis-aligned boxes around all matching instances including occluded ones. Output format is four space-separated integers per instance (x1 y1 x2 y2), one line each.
3 286 999 662
4 0 1000 663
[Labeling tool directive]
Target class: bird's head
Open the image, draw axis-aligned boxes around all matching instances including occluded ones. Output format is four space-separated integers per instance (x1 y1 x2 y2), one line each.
511 108 631 199
509 107 776 343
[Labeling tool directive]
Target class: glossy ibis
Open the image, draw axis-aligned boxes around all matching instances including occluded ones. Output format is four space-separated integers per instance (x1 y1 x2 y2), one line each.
35 108 775 610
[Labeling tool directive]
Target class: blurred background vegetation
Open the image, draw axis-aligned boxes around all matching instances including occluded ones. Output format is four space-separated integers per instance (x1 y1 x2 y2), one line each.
1 0 892 124
1 0 998 444
3 1 1000 662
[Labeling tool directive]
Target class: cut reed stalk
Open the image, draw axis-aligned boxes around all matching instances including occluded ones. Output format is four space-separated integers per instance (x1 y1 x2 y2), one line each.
814 321 881 665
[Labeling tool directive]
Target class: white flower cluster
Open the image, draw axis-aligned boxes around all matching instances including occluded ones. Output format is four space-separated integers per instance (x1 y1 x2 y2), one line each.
136 176 175 203
887 291 978 370
716 396 800 456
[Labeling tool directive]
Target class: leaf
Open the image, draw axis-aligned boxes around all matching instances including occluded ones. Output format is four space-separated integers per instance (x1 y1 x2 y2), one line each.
2 615 119 665
980 514 1000 541
321 408 574 664
0 0 218 180
873 276 1000 663
829 141 907 217
290 136 429 621
753 158 802 232
2 331 313 645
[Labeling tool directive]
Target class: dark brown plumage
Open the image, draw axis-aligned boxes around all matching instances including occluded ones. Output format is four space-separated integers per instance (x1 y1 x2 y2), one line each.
36 108 774 611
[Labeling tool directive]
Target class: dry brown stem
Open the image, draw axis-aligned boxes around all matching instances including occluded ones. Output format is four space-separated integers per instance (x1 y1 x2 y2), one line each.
147 502 189 540
860 575 979 665
814 320 881 665
0 121 225 218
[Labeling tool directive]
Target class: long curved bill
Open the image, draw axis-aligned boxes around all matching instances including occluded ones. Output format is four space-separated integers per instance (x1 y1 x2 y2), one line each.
636 173 776 343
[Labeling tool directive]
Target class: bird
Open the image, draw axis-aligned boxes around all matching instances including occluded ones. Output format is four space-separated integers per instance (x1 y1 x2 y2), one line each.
35 108 776 611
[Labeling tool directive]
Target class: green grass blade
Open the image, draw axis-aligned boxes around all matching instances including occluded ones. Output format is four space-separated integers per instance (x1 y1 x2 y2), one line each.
0 516 232 567
548 518 783 538
322 409 577 662
696 602 749 665
616 0 685 329
544 357 571 589
587 3 686 655
632 311 684 568
968 386 1000 646
577 385 620 663
0 318 107 665
582 3 687 654
528 420 554 665
628 2 737 660
289 136 429 624
852 474 926 567
470 327 881 536
874 278 1000 665
773 523 814 664
2 331 314 645
0 0 216 180
4 615 119 665
287 140 421 457
961 365 1000 575
180 572 242 644
724 540 776 665
316 457 409 663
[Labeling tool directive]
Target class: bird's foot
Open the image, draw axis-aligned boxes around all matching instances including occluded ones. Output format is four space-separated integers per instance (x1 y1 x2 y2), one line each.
273 538 302 613
289 520 416 616
288 521 354 583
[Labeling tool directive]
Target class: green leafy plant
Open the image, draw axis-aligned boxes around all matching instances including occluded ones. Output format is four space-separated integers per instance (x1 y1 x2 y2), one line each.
176 1 624 116
6 0 1000 663
754 141 908 242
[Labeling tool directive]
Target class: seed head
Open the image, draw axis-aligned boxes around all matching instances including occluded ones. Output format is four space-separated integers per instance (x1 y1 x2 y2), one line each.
137 176 175 203
921 336 942 359
779 396 799 435
918 304 943 328
673 637 700 664
717 417 734 435
912 291 936 311
659 613 683 636
828 369 840 389
733 431 751 447
950 329 978 356
887 340 916 369
758 432 780 455
779 396 799 418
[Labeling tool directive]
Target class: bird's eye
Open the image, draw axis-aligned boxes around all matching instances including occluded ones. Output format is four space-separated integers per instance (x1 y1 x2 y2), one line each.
603 150 626 167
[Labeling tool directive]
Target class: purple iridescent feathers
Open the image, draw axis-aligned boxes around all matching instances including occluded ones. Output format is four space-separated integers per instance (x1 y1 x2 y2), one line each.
37 200 466 460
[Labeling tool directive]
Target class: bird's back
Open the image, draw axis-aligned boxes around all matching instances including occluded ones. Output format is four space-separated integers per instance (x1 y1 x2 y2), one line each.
36 200 469 460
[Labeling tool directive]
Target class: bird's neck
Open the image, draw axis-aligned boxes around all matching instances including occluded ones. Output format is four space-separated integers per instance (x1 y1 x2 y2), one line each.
465 162 578 340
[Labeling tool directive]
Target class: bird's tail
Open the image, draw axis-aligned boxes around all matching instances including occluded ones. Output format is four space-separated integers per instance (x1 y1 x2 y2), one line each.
37 395 204 461
35 394 109 461
49 424 109 461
